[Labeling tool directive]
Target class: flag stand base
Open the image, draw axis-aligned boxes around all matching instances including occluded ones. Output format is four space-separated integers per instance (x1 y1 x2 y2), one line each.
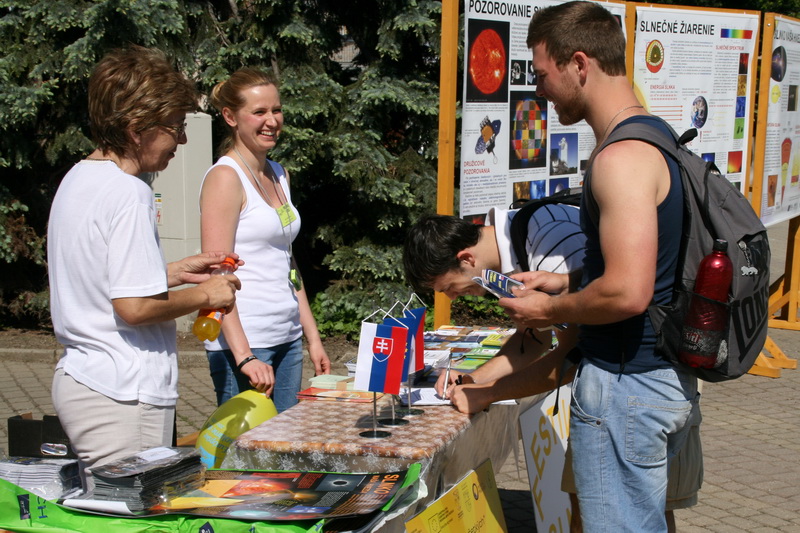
380 395 409 425
360 430 392 438
379 417 409 426
360 392 393 438
395 407 425 416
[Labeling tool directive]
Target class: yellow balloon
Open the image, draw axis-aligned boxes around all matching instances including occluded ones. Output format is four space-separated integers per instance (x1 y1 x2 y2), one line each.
195 389 278 468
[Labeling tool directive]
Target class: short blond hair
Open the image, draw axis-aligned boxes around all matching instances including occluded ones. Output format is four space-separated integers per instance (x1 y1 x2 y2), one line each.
88 45 199 155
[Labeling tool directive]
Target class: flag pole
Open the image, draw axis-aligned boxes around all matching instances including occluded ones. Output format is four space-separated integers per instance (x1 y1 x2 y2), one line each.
360 392 391 438
379 394 409 427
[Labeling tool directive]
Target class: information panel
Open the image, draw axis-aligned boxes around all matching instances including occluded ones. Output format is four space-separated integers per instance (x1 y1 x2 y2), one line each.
459 0 626 221
755 14 800 226
632 5 760 192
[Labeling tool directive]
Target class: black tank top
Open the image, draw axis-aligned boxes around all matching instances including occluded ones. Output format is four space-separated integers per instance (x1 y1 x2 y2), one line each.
578 115 683 372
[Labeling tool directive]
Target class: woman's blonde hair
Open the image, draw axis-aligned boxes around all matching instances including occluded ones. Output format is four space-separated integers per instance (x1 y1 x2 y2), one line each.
210 67 279 154
88 45 199 155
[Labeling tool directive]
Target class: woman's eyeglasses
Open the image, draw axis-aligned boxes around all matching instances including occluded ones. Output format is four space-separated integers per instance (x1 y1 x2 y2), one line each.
157 122 188 137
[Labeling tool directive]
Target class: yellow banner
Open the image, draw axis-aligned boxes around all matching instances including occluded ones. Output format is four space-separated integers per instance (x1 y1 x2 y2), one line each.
404 459 507 533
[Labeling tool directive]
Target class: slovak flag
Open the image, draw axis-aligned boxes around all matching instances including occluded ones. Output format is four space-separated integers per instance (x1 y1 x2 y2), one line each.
384 307 427 381
354 321 408 395
405 307 426 374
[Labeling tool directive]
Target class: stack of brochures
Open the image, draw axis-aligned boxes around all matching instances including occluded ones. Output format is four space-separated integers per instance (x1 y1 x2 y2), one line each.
0 456 80 499
90 447 204 511
423 325 515 380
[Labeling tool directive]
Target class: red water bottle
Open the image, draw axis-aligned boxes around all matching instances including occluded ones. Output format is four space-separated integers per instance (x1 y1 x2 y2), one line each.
192 256 237 341
678 239 733 368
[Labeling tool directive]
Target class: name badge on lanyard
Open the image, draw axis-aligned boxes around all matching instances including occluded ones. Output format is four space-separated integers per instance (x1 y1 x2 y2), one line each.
276 202 297 228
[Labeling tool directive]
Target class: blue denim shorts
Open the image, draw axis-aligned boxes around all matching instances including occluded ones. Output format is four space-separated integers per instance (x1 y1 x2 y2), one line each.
569 359 700 532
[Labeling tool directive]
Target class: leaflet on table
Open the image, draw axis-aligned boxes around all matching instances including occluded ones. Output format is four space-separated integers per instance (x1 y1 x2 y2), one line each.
399 387 516 407
451 358 487 372
480 333 508 347
62 466 419 522
431 325 515 337
296 387 382 402
420 355 491 381
424 349 451 368
466 347 501 359
306 374 354 390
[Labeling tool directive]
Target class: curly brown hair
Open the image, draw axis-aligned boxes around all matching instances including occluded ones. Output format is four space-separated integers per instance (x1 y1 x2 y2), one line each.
88 45 199 155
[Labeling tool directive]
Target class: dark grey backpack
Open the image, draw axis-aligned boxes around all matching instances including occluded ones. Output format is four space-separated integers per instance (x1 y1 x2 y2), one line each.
508 188 583 272
589 119 770 382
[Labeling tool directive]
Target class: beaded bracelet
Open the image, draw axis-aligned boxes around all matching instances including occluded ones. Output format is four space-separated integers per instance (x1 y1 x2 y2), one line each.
236 355 258 373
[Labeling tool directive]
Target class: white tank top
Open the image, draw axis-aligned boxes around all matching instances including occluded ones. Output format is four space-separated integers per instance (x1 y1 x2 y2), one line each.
201 156 303 351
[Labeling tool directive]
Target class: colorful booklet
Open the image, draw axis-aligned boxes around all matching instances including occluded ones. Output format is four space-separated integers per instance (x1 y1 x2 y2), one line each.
51 464 420 525
472 269 523 298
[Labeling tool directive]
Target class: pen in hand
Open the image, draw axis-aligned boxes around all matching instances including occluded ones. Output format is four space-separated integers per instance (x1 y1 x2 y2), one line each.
442 356 452 400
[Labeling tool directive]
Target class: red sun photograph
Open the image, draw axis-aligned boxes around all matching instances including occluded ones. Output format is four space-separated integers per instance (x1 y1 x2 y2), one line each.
466 20 509 103
470 29 506 94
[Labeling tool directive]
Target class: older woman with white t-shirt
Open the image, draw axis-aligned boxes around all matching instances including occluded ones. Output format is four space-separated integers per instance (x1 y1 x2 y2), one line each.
48 46 240 492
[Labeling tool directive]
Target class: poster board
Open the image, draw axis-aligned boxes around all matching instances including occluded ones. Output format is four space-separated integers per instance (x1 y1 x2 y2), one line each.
519 385 572 533
753 13 800 225
630 4 760 194
404 459 507 533
458 0 627 221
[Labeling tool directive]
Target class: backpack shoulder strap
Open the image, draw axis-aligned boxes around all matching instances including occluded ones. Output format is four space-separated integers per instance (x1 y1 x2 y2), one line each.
599 119 682 160
584 117 684 227
509 201 538 272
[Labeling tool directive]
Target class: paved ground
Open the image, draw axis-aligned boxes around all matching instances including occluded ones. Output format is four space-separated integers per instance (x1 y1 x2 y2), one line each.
1 222 798 531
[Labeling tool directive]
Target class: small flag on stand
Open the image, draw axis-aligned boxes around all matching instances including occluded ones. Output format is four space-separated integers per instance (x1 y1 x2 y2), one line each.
354 321 408 395
385 307 427 381
404 306 426 374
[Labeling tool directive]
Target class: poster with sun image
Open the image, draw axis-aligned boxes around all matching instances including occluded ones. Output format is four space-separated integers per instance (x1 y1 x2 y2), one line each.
466 19 510 103
753 13 800 226
459 0 627 220
632 5 760 194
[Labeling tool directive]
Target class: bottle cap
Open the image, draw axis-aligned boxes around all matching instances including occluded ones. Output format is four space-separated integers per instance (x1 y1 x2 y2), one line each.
222 256 237 267
713 239 728 252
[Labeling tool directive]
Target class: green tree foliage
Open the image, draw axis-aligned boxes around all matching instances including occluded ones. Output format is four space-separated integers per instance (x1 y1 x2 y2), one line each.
0 0 206 325
229 0 445 337
3 0 791 332
0 0 442 332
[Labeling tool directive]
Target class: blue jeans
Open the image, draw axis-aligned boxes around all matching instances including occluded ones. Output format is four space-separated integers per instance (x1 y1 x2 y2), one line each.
207 338 304 413
570 359 700 532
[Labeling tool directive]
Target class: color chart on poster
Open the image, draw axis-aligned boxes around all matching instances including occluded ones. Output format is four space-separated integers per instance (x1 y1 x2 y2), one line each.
459 0 626 221
756 14 800 226
631 6 759 192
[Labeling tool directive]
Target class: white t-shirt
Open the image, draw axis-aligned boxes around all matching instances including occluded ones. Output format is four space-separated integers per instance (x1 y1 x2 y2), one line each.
201 157 303 351
47 160 177 407
488 204 585 275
